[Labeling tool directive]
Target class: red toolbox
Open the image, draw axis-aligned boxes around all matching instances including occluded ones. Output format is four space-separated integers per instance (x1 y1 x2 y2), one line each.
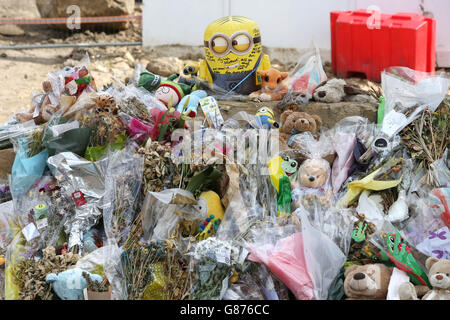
331 9 436 81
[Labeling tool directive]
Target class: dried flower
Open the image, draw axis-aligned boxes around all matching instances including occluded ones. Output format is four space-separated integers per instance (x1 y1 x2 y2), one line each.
14 246 80 300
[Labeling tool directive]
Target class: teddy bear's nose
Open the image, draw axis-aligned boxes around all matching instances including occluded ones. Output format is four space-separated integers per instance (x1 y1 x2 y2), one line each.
353 273 365 280
309 176 315 182
301 119 306 123
318 91 326 98
436 275 444 280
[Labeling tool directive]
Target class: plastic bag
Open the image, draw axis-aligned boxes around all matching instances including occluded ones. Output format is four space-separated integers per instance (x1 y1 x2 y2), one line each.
190 237 250 300
337 152 404 208
140 188 199 243
397 196 449 260
0 201 12 251
119 112 154 143
4 227 28 300
286 44 327 103
10 138 48 198
429 187 450 228
295 201 355 300
329 116 373 194
47 152 109 252
103 146 144 246
429 149 450 188
44 127 91 157
222 261 286 300
289 132 334 203
370 220 431 287
378 67 450 139
246 224 314 300
0 120 38 143
105 80 167 117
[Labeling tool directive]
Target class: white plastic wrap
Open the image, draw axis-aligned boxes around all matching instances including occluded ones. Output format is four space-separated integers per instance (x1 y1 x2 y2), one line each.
295 202 355 300
380 67 450 138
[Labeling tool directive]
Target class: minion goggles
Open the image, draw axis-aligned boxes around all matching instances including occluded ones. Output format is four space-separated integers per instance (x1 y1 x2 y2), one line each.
204 31 261 57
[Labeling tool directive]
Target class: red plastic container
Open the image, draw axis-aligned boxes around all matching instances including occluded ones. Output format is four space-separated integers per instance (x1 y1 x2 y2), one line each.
331 9 436 81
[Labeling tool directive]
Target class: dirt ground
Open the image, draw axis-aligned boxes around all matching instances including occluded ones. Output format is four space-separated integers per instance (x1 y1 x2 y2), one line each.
0 0 146 123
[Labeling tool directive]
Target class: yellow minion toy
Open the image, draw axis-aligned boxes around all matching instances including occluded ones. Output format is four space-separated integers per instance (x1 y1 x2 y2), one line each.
199 16 271 95
255 107 279 129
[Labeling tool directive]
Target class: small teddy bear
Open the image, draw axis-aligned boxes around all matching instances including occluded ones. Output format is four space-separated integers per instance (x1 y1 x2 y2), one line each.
249 68 289 101
293 158 334 209
279 110 322 149
344 264 393 300
298 158 329 189
399 257 450 300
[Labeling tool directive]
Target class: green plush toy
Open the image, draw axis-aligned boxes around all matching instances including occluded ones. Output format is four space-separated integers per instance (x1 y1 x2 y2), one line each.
139 72 178 92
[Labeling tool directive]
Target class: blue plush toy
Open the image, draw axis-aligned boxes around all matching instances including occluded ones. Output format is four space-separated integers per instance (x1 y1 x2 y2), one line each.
175 89 207 117
255 107 279 129
46 268 103 300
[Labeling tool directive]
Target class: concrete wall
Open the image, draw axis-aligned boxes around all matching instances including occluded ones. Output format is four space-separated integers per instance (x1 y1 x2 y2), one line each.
143 0 450 67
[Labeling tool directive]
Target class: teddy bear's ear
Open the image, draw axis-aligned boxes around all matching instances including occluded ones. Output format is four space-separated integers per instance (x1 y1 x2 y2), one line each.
425 257 440 270
280 72 289 80
46 273 58 283
280 110 293 124
344 264 359 277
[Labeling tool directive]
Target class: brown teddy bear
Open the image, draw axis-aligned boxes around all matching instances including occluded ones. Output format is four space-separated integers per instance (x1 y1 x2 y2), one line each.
279 110 322 149
298 158 329 189
249 68 289 101
344 264 393 300
399 257 450 300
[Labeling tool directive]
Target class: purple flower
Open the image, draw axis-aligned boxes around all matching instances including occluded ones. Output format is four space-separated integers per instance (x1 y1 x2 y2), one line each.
428 231 447 240
432 249 450 260
406 225 427 244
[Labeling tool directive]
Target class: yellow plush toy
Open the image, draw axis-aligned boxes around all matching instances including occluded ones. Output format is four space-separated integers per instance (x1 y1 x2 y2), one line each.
199 16 271 95
198 191 225 240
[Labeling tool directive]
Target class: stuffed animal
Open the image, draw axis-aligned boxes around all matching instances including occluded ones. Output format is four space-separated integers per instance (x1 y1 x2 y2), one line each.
155 76 193 107
46 268 102 300
16 80 76 124
399 257 450 300
298 158 329 189
138 71 166 92
15 65 96 124
199 16 272 95
293 158 334 208
93 93 119 115
249 68 289 101
313 79 346 103
178 63 199 87
313 78 378 104
253 106 279 129
279 110 322 148
198 191 225 240
344 264 393 300
269 155 298 216
176 89 207 117
64 66 96 98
